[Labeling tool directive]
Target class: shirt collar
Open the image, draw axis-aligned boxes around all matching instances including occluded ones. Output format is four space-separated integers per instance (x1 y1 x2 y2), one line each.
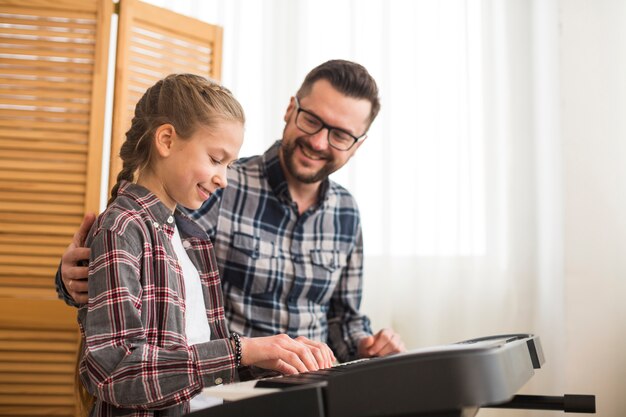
117 181 176 238
117 181 211 241
263 140 331 207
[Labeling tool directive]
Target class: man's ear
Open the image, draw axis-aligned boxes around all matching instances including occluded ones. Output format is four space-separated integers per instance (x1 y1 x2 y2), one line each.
354 136 367 150
284 97 296 123
154 124 176 157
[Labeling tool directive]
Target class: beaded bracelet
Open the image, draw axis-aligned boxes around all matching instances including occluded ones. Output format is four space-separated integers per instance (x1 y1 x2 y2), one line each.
230 332 242 368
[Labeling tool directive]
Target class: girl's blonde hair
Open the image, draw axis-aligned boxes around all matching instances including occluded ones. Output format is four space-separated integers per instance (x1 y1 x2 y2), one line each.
109 73 245 206
76 73 245 416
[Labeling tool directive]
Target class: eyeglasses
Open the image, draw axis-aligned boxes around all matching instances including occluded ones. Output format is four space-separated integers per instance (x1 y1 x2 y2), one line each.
294 96 367 151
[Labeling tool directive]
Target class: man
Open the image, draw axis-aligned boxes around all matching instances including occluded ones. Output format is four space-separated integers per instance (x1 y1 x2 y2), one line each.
58 60 405 362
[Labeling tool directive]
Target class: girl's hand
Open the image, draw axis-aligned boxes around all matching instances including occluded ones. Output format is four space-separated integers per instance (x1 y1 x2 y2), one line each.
239 334 335 374
294 335 336 368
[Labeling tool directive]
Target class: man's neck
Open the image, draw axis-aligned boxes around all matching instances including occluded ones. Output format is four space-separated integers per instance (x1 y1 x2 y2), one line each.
286 178 320 215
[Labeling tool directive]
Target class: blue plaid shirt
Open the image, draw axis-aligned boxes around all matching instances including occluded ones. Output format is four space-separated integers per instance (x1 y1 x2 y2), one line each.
189 141 372 361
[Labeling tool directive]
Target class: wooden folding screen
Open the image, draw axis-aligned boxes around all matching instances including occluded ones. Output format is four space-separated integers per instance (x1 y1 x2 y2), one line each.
0 0 112 415
0 1 223 415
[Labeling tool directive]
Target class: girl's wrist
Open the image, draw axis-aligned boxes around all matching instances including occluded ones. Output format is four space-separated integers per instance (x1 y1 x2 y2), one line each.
230 332 242 367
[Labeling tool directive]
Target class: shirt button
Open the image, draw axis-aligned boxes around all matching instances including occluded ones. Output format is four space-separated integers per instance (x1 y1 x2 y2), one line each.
182 240 191 249
167 215 174 224
152 221 159 229
215 377 223 385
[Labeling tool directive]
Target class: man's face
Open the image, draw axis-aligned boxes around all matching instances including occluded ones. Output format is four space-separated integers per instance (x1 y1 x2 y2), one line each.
280 79 372 185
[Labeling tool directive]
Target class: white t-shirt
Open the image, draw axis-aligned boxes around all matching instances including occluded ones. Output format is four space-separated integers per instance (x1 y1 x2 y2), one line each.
171 225 223 411
171 225 211 345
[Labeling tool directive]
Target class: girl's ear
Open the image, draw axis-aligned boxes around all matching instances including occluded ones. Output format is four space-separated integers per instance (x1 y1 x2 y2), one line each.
154 124 176 157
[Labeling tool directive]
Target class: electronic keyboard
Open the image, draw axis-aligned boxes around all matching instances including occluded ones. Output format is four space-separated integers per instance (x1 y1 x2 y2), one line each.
188 334 595 417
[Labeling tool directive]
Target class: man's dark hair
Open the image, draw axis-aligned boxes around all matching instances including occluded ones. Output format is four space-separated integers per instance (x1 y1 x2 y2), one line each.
296 59 381 129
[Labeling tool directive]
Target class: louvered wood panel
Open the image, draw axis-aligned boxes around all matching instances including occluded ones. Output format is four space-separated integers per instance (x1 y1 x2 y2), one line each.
0 0 112 416
0 298 78 416
109 0 223 189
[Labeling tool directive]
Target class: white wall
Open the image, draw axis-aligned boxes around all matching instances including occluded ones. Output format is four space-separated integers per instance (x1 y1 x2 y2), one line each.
561 0 626 415
362 1 626 415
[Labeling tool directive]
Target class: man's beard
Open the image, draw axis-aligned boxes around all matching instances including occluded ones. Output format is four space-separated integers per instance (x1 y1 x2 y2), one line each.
281 137 337 184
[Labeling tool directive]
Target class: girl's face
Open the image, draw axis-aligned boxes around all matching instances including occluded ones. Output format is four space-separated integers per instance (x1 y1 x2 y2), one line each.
152 120 244 211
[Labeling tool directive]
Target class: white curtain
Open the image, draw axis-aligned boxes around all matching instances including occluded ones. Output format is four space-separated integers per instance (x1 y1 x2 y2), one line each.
144 0 567 412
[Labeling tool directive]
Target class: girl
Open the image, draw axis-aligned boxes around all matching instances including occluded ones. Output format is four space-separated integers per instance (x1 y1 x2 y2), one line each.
77 74 333 417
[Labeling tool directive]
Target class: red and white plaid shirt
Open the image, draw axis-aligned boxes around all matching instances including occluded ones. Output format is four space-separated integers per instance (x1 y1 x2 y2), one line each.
78 181 236 416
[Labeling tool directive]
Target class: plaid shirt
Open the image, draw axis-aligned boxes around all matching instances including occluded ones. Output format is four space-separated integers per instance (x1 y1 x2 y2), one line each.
78 182 236 417
189 141 372 362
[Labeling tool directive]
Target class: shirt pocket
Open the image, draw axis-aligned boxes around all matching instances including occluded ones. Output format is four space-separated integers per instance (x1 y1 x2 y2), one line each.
232 232 275 259
306 250 346 304
227 232 277 294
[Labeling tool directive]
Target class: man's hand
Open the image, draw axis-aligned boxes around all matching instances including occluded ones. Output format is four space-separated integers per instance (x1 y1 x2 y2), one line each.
240 334 335 375
61 212 96 304
357 328 406 358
